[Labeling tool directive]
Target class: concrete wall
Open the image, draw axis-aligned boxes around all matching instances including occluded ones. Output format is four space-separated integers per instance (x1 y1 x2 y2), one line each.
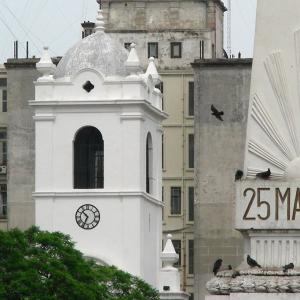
5 59 39 230
104 1 208 31
0 65 8 230
192 59 252 300
104 0 226 70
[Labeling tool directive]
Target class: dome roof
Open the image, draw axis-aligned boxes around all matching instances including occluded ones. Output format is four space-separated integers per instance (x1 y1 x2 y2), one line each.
55 31 128 78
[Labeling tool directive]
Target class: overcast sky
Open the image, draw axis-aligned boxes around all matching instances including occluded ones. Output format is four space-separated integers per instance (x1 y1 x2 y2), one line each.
0 0 257 63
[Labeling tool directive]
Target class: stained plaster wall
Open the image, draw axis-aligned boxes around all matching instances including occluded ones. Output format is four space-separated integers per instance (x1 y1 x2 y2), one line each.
5 59 39 230
192 59 252 300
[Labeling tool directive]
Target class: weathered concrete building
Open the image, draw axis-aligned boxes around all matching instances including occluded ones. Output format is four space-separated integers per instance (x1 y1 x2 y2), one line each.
192 59 252 300
0 65 7 230
102 1 226 297
5 59 40 229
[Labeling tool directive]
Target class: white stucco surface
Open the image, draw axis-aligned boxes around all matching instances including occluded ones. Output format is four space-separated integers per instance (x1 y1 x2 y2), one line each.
244 0 300 180
32 23 166 288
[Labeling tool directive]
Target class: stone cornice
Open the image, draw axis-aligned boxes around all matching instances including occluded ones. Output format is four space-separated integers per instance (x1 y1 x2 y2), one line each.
206 269 300 295
32 191 163 207
192 58 253 68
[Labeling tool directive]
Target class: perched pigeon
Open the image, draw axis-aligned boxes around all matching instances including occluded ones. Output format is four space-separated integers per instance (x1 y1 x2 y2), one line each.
235 170 243 181
283 263 294 273
247 255 261 268
232 270 240 278
256 168 271 179
228 265 232 270
213 259 223 275
211 105 224 121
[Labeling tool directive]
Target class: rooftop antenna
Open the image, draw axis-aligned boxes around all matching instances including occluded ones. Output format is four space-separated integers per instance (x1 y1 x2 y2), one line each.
227 0 232 57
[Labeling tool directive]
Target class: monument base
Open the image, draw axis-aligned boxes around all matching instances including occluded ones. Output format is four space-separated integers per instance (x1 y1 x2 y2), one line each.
206 294 300 300
159 291 189 300
206 269 300 297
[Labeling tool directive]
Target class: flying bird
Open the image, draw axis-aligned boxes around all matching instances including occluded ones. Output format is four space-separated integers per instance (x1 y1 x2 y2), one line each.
235 170 243 181
247 255 261 268
211 105 224 121
256 168 271 179
283 263 294 273
213 259 223 276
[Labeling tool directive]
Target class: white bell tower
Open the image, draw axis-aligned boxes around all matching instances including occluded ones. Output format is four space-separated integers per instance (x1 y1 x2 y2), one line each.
31 8 166 288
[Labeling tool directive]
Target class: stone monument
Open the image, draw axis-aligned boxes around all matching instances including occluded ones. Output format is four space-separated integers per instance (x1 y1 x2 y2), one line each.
206 0 300 299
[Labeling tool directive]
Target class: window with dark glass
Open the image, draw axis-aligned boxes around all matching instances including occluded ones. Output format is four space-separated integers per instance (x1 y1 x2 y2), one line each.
188 240 194 274
200 40 205 59
162 134 164 169
189 293 194 300
74 126 104 189
188 82 194 116
212 43 216 58
162 186 164 220
171 187 181 215
188 186 194 221
146 133 153 194
148 42 158 58
0 184 7 218
171 42 182 58
2 90 7 112
172 239 181 267
0 128 7 165
124 42 131 50
188 134 194 168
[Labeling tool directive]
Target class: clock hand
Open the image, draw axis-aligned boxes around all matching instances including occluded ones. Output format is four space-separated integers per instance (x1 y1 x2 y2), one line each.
82 211 89 223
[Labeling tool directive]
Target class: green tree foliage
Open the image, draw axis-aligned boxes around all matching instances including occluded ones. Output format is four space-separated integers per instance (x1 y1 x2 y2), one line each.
0 227 159 300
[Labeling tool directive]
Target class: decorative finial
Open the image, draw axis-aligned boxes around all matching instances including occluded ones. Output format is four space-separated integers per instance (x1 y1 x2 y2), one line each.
145 56 161 85
95 6 105 32
125 43 142 76
36 46 56 82
161 233 179 268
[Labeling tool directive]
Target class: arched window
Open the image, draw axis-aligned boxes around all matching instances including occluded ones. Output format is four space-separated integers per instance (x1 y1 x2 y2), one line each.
74 126 104 189
146 133 153 194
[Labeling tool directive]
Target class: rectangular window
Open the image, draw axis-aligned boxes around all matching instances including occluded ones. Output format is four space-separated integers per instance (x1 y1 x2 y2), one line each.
162 134 164 169
2 90 7 112
0 184 7 218
172 239 181 267
162 186 164 220
148 42 158 58
171 187 181 215
124 42 131 50
0 128 7 165
188 82 194 116
188 240 194 274
0 79 7 87
212 43 216 58
189 293 194 300
188 187 194 221
200 40 204 59
171 42 182 58
188 134 194 169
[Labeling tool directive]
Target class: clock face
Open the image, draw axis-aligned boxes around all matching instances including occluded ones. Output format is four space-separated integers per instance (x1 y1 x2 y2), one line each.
75 204 100 230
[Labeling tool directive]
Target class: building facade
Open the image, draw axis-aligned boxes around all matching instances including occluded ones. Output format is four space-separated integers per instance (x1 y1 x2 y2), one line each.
5 59 40 229
1 1 229 297
101 0 226 297
33 25 166 286
102 0 226 299
0 65 7 230
192 59 252 300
